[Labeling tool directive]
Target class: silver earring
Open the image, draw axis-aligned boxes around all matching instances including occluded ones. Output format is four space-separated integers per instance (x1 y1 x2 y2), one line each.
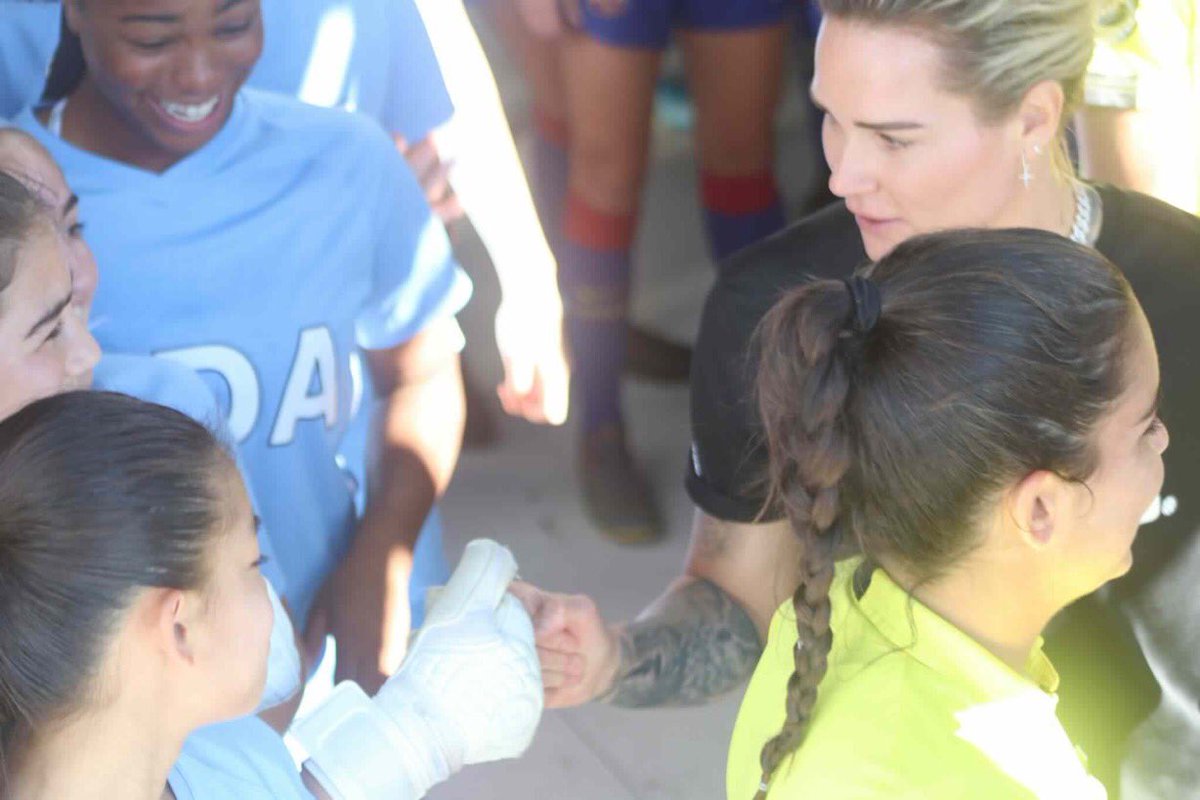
1020 151 1034 188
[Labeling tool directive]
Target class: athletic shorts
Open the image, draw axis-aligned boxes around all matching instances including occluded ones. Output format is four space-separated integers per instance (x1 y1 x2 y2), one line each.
581 0 792 49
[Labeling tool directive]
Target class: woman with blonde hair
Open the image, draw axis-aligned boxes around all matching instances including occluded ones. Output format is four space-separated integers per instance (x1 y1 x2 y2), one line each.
518 1 1200 796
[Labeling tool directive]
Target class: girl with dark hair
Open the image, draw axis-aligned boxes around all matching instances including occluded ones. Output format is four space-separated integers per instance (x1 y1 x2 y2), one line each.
730 227 1165 797
0 159 543 799
0 166 97 421
0 391 543 800
0 130 310 721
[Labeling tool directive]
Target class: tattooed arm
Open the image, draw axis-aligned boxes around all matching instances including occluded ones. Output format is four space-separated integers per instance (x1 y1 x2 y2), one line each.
600 578 762 707
512 511 800 708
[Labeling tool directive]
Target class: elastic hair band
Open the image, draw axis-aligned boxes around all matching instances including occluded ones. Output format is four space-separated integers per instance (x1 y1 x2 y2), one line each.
843 276 882 334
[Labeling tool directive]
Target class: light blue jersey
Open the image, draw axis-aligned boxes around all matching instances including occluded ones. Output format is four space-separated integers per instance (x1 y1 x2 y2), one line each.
93 353 287 594
0 0 453 140
251 0 454 142
169 717 312 800
0 1 58 120
15 90 472 625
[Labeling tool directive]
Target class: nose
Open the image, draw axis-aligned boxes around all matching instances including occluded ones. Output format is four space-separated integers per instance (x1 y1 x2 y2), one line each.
173 43 221 98
65 312 101 380
826 132 879 200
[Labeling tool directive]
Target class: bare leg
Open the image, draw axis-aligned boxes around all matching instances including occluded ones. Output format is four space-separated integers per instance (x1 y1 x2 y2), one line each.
682 25 788 262
559 35 663 541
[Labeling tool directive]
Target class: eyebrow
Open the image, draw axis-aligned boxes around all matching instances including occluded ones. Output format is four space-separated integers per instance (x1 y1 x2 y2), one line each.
120 11 181 23
25 293 72 340
61 194 78 219
809 89 926 132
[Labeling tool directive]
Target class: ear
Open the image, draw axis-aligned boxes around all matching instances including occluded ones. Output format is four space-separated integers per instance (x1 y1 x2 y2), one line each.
136 587 200 666
1016 79 1066 153
1006 469 1066 550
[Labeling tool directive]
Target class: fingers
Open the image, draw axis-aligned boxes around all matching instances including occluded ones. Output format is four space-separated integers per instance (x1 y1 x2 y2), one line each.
508 580 546 619
508 583 583 644
497 357 570 427
537 645 585 681
498 357 548 425
539 352 570 426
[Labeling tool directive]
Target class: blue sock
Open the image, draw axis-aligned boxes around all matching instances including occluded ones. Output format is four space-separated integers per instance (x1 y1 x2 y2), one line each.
701 171 787 262
560 195 635 434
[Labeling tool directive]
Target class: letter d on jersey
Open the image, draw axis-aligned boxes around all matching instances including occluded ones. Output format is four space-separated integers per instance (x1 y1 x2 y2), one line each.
159 345 261 442
157 326 339 448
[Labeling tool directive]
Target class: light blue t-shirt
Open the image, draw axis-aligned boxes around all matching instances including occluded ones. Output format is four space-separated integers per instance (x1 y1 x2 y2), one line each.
251 0 454 142
0 0 454 140
15 90 472 625
0 1 58 120
92 353 287 594
169 717 312 800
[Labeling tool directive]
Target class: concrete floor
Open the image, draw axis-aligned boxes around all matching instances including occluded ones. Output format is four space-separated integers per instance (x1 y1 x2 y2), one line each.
426 16 821 800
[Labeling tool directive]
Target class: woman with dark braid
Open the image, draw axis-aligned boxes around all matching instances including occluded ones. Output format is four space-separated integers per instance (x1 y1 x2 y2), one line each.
728 228 1166 799
517 1 1200 794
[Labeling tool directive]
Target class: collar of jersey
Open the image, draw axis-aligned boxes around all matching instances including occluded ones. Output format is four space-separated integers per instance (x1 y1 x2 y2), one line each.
841 559 1060 701
20 91 249 189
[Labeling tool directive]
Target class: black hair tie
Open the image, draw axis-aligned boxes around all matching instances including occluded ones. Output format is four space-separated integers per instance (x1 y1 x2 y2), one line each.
843 276 882 335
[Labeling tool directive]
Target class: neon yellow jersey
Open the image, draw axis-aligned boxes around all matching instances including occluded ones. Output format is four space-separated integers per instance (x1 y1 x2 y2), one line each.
726 559 1107 800
1087 1 1199 212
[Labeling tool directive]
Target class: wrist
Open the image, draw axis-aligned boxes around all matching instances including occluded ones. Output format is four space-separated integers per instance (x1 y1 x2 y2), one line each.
293 681 449 800
494 252 560 301
594 624 631 705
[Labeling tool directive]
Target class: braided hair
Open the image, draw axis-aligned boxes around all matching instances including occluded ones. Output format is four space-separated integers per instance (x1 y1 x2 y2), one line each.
750 275 866 798
750 228 1136 796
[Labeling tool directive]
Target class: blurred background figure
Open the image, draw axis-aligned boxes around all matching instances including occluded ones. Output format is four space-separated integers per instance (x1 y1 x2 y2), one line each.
1076 0 1199 215
548 0 792 544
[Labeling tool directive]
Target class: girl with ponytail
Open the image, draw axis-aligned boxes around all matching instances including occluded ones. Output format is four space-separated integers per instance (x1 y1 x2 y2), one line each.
729 227 1167 799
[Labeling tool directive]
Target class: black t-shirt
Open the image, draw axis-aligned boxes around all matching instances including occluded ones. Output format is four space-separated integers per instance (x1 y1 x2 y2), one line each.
686 185 1200 792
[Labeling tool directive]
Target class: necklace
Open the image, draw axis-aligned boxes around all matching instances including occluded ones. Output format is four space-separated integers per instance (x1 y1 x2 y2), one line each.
1068 181 1093 245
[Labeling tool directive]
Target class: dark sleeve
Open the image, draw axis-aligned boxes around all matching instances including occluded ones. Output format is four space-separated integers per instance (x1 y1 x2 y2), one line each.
686 270 780 523
686 203 865 523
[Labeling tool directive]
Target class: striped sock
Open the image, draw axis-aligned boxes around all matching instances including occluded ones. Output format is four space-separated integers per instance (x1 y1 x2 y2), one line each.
559 194 635 433
700 170 787 262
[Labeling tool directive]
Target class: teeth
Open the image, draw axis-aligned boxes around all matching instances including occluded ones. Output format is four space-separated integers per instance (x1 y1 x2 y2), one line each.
161 96 219 123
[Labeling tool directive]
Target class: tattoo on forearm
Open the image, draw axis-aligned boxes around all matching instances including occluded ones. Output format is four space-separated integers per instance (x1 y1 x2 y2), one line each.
601 580 763 708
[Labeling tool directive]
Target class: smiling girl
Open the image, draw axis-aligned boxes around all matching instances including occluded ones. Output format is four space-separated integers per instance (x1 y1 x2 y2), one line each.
13 0 475 693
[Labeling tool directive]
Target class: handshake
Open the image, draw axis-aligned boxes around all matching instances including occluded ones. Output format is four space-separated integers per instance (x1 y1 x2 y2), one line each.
294 539 548 800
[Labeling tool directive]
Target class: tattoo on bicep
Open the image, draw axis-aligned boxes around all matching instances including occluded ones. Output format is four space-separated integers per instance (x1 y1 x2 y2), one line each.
601 580 763 708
